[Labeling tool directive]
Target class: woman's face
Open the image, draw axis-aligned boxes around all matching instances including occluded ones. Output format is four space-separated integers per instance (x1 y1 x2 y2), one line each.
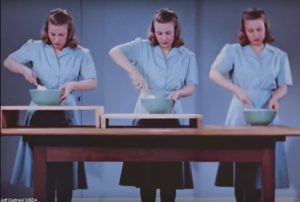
244 18 266 46
154 21 175 50
48 23 68 50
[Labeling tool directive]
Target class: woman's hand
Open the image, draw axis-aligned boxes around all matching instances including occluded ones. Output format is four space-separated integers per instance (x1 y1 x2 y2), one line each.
58 79 97 102
209 68 252 108
109 46 148 91
267 85 287 112
168 85 195 100
268 97 280 111
59 82 75 102
22 67 39 87
168 91 181 100
128 71 148 91
234 87 253 108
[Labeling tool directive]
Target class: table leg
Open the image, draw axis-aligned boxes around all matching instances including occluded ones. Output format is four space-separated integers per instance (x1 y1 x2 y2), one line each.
261 145 275 202
33 146 47 202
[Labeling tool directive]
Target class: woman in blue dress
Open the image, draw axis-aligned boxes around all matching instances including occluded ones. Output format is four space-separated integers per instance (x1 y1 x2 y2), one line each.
109 8 198 202
3 8 97 202
209 8 292 202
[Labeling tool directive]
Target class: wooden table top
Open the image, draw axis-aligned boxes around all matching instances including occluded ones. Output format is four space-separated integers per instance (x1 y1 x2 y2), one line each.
1 125 300 137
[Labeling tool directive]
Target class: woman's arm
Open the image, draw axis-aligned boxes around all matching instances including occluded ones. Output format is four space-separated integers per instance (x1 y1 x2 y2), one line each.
3 57 38 86
169 85 195 100
59 79 97 101
109 46 147 91
209 68 253 107
268 85 287 111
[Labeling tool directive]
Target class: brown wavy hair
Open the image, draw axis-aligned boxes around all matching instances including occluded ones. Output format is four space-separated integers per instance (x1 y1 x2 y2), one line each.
238 7 274 46
148 8 184 47
41 8 78 48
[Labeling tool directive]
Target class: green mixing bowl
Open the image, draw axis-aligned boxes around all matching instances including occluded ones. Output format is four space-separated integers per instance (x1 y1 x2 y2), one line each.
141 98 174 114
243 108 276 126
29 89 62 105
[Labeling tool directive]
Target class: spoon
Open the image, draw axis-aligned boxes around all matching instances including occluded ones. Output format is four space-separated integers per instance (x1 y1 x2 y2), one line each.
36 77 47 90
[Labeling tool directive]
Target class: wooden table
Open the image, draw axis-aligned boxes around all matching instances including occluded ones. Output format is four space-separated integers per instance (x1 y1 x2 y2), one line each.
2 126 300 202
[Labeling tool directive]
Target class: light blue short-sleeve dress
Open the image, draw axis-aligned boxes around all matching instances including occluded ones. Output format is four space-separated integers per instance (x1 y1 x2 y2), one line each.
118 38 199 188
9 40 97 189
212 43 292 188
119 38 198 114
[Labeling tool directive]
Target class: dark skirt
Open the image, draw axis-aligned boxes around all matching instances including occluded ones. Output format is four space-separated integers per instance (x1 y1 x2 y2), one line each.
215 162 258 187
119 119 193 189
215 141 289 188
215 162 235 187
215 162 258 188
28 110 87 189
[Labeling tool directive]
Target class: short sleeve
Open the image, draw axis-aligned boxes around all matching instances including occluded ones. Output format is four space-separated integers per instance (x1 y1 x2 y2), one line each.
9 39 36 64
118 38 143 64
185 52 199 85
277 52 293 86
79 48 97 80
211 43 235 75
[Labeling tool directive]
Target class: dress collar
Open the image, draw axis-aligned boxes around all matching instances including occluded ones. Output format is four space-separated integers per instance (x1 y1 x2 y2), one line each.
45 44 73 58
245 44 271 59
154 45 179 60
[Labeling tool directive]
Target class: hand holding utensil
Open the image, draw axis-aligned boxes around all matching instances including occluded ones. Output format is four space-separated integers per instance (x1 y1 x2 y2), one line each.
36 77 47 90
